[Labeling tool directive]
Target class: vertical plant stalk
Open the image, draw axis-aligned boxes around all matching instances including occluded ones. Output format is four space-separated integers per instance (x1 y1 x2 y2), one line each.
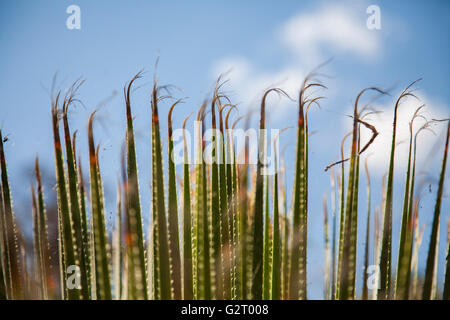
406 122 426 299
182 115 193 299
271 130 285 300
349 130 361 299
150 80 172 300
444 218 450 299
379 79 421 299
0 131 22 300
57 200 67 299
289 83 307 299
323 194 330 300
150 138 160 300
210 94 223 299
281 195 289 299
51 98 80 300
202 145 211 300
31 183 41 298
17 228 28 299
336 88 383 300
123 73 148 299
194 102 211 300
395 107 424 299
290 77 325 300
112 182 123 299
423 120 449 299
62 85 91 299
335 132 351 298
231 114 244 299
229 112 242 300
262 177 271 300
34 158 52 299
218 102 232 300
330 168 338 300
88 113 112 300
253 88 288 299
362 156 371 300
167 100 183 299
0 173 10 300
146 205 153 300
192 106 201 300
77 156 92 299
238 117 250 300
338 101 359 300
373 174 386 300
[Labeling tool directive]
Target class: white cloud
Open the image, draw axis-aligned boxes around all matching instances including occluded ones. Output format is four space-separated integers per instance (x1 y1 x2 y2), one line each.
211 4 381 118
281 4 380 64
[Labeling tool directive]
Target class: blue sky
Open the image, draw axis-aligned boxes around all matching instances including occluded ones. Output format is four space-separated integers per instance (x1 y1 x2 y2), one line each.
0 0 449 299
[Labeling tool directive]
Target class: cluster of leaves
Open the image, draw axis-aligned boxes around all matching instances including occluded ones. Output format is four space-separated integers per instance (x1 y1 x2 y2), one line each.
0 72 448 300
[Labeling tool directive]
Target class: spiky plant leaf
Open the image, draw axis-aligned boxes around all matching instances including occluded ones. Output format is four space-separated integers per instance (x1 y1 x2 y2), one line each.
218 101 232 300
262 176 271 300
112 182 123 300
338 88 383 300
395 107 424 299
0 178 8 300
62 85 91 299
123 73 148 300
210 94 223 299
182 115 193 299
379 80 421 299
290 77 323 300
335 132 351 298
330 168 338 300
323 194 330 299
1 131 24 299
362 156 371 300
87 113 112 300
77 156 92 299
253 88 288 299
51 99 80 300
194 102 212 300
0 137 13 300
224 106 238 299
33 158 52 299
423 120 449 299
167 100 182 299
444 221 450 299
271 174 282 300
238 119 250 300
